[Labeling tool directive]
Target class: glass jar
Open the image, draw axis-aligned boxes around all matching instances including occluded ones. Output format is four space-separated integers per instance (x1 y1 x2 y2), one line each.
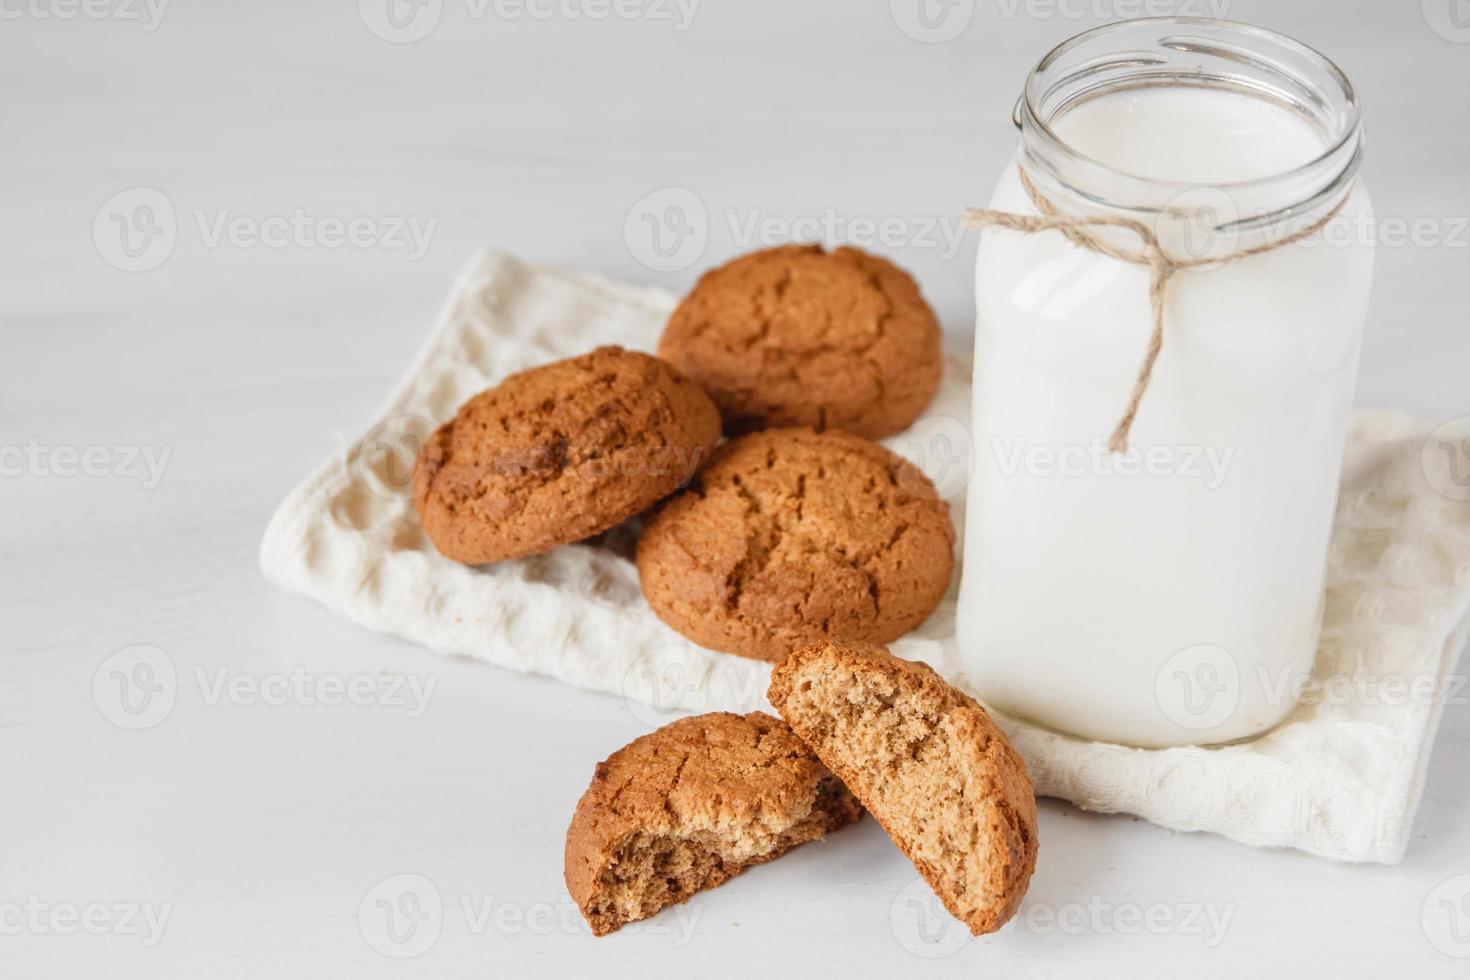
956 18 1373 748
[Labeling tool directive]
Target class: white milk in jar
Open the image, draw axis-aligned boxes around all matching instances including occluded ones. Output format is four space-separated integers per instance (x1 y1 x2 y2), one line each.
956 19 1373 747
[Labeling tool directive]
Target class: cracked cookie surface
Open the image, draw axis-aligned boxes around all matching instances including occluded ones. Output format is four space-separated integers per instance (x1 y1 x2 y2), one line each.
636 427 955 662
412 346 721 564
564 711 863 936
658 244 943 439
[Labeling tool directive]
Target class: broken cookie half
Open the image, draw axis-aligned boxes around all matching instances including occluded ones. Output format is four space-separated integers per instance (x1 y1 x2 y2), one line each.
564 711 863 936
769 640 1038 936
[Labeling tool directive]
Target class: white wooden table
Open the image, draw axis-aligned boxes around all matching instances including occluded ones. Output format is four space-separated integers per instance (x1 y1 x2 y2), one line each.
4 1 1469 976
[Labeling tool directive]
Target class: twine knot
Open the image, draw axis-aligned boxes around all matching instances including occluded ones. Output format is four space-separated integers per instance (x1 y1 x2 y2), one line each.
964 170 1349 453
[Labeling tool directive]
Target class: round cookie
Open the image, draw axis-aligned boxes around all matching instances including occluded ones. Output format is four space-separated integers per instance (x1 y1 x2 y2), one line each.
564 711 862 936
413 346 721 565
636 428 955 662
658 244 943 439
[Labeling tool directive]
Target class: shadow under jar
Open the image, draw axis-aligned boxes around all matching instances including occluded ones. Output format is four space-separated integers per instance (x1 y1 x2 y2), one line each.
956 18 1373 748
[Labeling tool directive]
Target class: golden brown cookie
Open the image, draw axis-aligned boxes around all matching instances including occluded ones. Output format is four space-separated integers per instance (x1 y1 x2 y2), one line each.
564 711 863 936
659 244 943 439
768 640 1038 936
636 428 954 662
412 346 720 565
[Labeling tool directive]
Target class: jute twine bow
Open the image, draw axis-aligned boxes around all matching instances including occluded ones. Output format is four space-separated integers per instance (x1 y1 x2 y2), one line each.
964 170 1351 452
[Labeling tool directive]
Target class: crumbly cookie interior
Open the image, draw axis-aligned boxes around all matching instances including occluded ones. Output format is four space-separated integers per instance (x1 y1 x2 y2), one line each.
582 774 856 935
775 658 1033 932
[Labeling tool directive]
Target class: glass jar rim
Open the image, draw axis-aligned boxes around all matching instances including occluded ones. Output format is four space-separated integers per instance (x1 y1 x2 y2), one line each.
1015 16 1363 221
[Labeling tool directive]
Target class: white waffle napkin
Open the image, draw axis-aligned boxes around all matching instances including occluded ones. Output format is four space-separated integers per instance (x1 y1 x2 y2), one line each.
261 250 1470 864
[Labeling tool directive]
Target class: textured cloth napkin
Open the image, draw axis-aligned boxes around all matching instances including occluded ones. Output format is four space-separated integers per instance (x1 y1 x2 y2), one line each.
261 250 1470 864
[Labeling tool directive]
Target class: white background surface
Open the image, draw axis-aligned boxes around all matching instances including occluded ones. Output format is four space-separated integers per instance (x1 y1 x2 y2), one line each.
4 0 1470 976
